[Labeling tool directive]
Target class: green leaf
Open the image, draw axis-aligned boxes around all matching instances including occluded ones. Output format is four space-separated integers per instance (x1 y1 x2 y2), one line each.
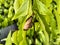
39 30 49 45
57 0 60 14
18 30 28 45
2 18 8 27
5 31 12 45
14 0 24 13
36 39 42 45
17 29 23 44
26 27 34 39
12 0 29 20
17 16 27 44
8 6 13 19
12 31 18 45
35 22 40 32
54 9 60 33
39 0 52 7
34 10 50 45
19 39 28 45
45 0 52 7
34 10 50 34
34 0 56 35
56 36 60 45
28 0 32 16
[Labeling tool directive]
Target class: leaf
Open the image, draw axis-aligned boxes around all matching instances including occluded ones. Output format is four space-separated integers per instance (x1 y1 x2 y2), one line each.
17 16 27 44
14 0 24 13
54 9 60 33
34 10 50 34
18 30 28 45
28 0 32 16
39 0 52 7
5 31 12 45
34 10 50 45
34 0 56 35
36 39 42 45
56 36 60 45
8 6 13 19
17 15 32 44
12 0 29 20
39 31 46 43
57 0 60 14
35 22 40 32
23 0 33 30
2 18 8 27
45 0 52 7
26 27 34 39
17 29 23 44
39 30 49 45
11 31 18 45
19 39 28 45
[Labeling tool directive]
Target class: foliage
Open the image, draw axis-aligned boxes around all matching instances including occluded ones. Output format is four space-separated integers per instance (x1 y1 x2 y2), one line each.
0 0 60 45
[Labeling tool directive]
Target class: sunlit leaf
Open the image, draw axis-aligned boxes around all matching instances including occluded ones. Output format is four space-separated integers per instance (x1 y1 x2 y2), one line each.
34 0 56 36
14 0 24 13
39 0 52 7
34 10 50 45
12 0 29 20
5 31 12 45
8 6 13 19
19 39 28 45
12 31 18 45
